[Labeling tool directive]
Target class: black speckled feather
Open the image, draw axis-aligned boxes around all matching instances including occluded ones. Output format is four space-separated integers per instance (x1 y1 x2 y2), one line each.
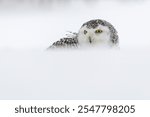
48 33 78 49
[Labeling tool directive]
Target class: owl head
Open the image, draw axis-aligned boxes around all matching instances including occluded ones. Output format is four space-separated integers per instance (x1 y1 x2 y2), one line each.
77 19 119 47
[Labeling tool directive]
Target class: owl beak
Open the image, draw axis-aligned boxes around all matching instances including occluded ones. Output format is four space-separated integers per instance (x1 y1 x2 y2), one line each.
89 36 92 43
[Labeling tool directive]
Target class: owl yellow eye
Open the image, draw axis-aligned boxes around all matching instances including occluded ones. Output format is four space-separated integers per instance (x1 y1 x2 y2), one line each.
95 29 103 33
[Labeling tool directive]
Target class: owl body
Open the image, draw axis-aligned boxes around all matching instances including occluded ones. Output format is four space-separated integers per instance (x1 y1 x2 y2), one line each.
48 19 119 49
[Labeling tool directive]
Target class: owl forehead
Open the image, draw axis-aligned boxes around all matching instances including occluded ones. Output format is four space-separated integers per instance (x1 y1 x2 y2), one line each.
82 19 105 29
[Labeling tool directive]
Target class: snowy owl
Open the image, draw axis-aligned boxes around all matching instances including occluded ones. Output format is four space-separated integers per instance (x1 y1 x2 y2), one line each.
48 19 119 49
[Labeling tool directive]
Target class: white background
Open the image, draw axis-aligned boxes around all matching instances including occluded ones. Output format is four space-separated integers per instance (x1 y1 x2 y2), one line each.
0 0 150 99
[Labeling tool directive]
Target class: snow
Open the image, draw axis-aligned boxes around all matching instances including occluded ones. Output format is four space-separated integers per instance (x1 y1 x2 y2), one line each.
0 0 150 99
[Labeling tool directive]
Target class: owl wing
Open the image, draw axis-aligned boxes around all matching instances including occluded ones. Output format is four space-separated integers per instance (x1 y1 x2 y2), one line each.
50 37 78 48
48 32 78 49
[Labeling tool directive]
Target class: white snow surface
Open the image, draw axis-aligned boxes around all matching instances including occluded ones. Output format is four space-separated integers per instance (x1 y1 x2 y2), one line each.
0 0 150 99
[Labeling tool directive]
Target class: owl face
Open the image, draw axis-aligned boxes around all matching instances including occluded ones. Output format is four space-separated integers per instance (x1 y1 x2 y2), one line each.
78 24 111 46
